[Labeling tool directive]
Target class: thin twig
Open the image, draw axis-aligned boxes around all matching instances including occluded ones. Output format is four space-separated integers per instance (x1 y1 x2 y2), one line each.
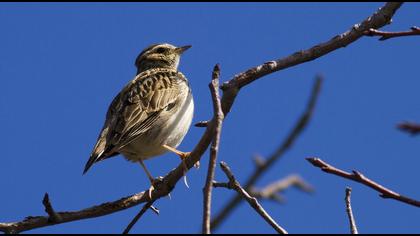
364 26 420 40
211 75 322 229
0 3 404 233
397 121 420 135
42 193 62 223
345 187 358 234
202 64 224 234
122 201 155 234
212 181 230 189
250 175 314 203
149 205 160 215
194 121 209 127
306 157 420 207
217 162 288 234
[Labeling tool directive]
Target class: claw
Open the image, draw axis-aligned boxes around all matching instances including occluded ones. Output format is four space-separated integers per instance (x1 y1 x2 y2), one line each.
180 159 190 188
147 184 155 200
179 152 191 160
181 159 188 174
194 160 200 169
183 175 190 188
162 144 193 189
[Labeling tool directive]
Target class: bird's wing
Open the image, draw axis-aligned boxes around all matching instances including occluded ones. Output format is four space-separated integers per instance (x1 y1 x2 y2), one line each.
84 69 188 174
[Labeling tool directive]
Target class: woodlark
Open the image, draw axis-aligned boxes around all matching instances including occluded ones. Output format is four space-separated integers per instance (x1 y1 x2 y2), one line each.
83 43 195 196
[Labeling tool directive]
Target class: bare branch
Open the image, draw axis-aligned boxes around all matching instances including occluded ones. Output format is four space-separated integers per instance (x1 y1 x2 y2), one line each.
397 121 420 135
250 175 314 203
217 162 288 234
213 175 313 205
306 157 420 207
0 2 404 233
123 201 156 234
202 64 224 234
364 26 420 40
0 190 149 233
345 187 358 234
219 3 402 117
211 75 322 229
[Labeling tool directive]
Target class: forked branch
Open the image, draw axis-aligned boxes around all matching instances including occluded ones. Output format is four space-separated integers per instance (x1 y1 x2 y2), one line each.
214 162 288 234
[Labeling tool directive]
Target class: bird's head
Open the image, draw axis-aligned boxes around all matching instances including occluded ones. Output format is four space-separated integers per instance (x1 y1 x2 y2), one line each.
135 43 191 73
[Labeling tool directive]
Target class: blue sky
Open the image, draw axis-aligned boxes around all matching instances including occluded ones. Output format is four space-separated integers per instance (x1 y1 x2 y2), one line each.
1 2 420 234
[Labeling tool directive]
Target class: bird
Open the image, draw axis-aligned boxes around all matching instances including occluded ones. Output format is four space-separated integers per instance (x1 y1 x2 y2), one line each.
83 43 195 197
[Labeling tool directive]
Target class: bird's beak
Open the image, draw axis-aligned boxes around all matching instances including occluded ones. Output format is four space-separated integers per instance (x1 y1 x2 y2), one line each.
175 45 192 54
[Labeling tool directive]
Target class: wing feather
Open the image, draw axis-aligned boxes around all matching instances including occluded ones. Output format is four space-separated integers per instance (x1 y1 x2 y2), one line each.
84 69 188 173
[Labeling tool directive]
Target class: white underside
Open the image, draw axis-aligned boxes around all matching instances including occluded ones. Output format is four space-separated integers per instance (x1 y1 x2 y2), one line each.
120 94 194 162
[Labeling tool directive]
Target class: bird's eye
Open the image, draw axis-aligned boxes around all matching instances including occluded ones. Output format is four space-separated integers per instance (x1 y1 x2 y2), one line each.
155 47 166 54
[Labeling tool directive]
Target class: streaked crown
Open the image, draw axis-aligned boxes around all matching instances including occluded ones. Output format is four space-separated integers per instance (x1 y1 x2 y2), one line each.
135 43 191 74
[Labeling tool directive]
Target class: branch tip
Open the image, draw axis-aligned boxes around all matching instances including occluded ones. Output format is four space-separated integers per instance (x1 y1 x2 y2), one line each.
308 157 420 208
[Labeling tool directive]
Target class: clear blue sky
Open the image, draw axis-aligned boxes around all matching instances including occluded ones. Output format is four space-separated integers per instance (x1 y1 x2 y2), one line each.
1 2 420 234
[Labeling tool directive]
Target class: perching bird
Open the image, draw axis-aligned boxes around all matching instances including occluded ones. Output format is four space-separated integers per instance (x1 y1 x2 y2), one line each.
83 43 194 196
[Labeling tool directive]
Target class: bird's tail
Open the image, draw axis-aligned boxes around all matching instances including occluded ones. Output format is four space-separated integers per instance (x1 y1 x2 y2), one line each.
83 150 104 175
84 127 117 175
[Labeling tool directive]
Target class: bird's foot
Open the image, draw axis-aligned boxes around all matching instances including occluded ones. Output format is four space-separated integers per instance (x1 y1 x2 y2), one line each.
146 176 165 200
180 159 190 188
162 145 199 188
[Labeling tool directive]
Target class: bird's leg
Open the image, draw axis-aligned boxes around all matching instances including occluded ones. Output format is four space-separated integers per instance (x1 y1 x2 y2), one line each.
162 144 199 188
139 159 157 200
162 144 200 169
162 144 190 159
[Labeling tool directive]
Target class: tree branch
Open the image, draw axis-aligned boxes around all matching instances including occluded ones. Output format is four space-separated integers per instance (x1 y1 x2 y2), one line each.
364 26 420 40
397 121 420 135
306 157 420 207
211 75 322 229
202 64 223 234
216 162 288 234
345 187 358 234
219 2 402 117
0 2 404 233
